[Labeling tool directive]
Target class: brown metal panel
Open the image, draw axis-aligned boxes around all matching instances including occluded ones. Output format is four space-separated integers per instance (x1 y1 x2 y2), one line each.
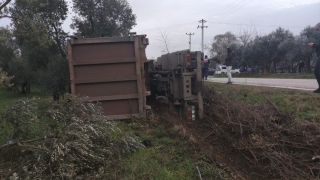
67 40 76 94
72 57 136 65
74 76 137 84
99 99 139 115
134 36 144 116
68 35 149 120
73 37 132 45
75 81 138 97
74 63 137 80
72 42 135 62
87 94 138 101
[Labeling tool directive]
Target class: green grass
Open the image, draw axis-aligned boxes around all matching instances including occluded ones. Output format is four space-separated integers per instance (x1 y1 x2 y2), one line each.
205 82 320 122
0 89 228 179
108 119 228 180
212 73 315 79
0 88 50 145
0 88 49 113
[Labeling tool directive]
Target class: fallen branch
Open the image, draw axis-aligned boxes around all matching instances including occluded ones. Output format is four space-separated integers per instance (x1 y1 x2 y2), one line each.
195 164 202 180
0 136 59 149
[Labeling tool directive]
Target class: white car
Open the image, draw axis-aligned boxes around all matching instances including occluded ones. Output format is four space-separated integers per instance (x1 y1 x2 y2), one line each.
215 64 240 75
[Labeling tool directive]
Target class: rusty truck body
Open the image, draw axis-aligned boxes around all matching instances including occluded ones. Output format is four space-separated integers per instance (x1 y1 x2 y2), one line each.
67 33 150 120
145 50 203 121
67 33 203 121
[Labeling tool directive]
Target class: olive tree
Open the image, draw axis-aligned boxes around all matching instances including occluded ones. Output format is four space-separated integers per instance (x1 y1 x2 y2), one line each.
9 0 69 95
207 32 239 63
71 0 136 37
0 96 143 179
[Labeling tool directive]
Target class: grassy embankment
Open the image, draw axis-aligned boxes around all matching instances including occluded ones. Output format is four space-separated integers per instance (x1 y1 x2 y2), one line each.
206 82 320 121
0 89 227 179
0 88 49 113
201 82 320 179
1 82 319 179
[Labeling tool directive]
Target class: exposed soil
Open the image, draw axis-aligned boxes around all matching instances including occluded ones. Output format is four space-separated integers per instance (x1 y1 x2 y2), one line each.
151 86 320 180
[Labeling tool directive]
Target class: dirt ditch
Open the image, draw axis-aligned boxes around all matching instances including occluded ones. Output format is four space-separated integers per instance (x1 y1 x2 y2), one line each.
152 86 320 180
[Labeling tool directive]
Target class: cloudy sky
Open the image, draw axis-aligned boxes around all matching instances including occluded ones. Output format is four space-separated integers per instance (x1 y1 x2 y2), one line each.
126 0 320 59
1 0 320 59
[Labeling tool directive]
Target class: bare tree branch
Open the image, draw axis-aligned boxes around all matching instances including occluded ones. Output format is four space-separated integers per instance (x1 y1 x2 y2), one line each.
237 22 257 47
0 136 60 149
157 29 171 54
0 15 13 19
0 0 12 11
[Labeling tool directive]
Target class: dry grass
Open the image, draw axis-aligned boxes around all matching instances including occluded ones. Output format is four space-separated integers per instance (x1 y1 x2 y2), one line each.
148 83 320 179
206 82 320 122
198 85 320 179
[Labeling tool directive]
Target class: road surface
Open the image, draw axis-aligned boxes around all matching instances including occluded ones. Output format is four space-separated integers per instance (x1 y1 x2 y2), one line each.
207 77 318 91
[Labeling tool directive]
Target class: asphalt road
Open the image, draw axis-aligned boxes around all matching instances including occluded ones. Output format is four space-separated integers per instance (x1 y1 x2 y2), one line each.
207 77 318 91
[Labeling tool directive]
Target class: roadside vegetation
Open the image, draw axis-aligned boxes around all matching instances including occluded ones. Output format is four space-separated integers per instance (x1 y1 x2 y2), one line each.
200 82 320 179
0 91 144 179
205 81 320 122
1 83 320 179
0 89 227 179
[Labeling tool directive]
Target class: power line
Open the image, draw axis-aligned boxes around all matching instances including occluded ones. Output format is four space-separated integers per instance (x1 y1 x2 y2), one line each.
212 0 247 22
212 0 252 24
132 19 306 34
207 21 304 29
132 21 197 32
212 0 240 19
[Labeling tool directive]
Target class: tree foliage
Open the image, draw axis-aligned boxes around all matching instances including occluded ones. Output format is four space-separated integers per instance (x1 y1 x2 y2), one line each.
8 0 69 95
209 26 320 73
0 67 13 89
0 96 143 179
208 32 239 63
71 0 136 38
0 27 15 72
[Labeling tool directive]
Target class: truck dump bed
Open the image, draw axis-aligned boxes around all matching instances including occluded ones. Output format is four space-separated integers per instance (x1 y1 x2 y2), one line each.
67 34 150 120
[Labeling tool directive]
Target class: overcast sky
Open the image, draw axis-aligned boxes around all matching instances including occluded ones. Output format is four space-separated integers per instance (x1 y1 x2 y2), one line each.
1 0 320 59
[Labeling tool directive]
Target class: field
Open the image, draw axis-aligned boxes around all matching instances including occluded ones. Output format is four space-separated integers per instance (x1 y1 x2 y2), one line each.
207 81 320 121
1 83 320 179
0 88 49 113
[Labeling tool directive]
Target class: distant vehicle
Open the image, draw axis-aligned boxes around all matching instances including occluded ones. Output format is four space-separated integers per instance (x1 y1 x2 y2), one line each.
215 64 240 74
239 67 246 72
208 68 215 75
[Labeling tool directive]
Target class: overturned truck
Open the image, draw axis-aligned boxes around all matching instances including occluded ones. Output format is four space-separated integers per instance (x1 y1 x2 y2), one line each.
67 33 150 120
145 50 203 121
67 33 203 121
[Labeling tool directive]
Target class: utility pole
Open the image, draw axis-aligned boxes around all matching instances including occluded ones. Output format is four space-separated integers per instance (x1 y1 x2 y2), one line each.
197 19 208 53
186 33 195 50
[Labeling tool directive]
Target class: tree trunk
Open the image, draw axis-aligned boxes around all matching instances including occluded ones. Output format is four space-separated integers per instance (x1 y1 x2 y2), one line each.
14 85 19 95
26 83 31 94
21 83 26 94
306 55 312 73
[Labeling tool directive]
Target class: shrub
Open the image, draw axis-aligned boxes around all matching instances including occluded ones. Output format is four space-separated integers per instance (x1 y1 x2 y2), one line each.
0 95 143 179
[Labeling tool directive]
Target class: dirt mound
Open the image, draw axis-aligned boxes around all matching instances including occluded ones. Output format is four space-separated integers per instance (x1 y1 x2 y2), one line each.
153 86 320 180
